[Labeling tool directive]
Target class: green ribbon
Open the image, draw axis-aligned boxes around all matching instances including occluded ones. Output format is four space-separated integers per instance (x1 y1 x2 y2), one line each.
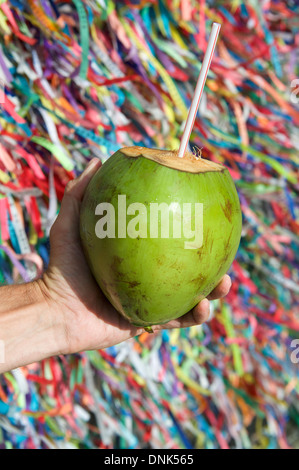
72 0 90 80
210 126 297 184
31 137 74 171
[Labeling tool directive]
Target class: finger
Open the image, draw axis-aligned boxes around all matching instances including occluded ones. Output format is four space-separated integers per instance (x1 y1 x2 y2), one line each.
50 158 102 242
64 158 102 202
152 298 210 331
207 274 231 300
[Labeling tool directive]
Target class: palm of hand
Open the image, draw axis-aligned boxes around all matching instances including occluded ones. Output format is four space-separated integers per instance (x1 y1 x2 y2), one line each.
41 159 231 355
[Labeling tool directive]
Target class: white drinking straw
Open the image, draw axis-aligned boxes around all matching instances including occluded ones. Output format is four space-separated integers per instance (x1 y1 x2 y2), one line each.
177 22 221 158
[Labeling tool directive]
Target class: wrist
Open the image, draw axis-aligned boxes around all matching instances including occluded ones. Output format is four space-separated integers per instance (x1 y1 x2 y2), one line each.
0 279 68 373
35 277 70 356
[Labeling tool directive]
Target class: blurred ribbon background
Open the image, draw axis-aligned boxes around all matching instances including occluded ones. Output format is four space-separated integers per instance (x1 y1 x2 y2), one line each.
0 0 299 449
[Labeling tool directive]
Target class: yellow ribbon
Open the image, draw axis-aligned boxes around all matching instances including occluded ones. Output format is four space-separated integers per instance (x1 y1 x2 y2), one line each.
120 19 187 118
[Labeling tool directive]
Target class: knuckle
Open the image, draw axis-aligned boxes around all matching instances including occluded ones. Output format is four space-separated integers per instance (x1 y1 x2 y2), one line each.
65 179 76 194
193 302 209 324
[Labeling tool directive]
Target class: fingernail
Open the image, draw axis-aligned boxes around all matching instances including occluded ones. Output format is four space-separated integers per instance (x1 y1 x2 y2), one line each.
224 274 232 287
200 298 210 321
86 158 101 170
207 303 213 321
200 298 210 310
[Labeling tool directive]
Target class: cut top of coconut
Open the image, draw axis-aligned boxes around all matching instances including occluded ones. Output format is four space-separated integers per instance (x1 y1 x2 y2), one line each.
120 146 225 174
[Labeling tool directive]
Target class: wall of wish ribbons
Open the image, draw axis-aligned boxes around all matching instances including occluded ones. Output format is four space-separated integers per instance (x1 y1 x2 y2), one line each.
0 0 299 449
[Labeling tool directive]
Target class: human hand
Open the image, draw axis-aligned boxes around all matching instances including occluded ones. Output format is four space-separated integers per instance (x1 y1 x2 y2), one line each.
39 158 232 355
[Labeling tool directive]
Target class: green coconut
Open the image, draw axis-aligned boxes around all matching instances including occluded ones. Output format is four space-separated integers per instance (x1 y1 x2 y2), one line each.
79 146 242 329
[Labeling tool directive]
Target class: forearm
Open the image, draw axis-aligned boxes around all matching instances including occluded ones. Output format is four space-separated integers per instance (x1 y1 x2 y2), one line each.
0 280 66 373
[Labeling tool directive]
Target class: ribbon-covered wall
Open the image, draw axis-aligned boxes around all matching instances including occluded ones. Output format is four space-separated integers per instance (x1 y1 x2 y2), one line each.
0 0 299 449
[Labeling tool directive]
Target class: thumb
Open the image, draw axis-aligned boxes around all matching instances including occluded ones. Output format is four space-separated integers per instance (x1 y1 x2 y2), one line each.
64 158 102 201
50 158 102 244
